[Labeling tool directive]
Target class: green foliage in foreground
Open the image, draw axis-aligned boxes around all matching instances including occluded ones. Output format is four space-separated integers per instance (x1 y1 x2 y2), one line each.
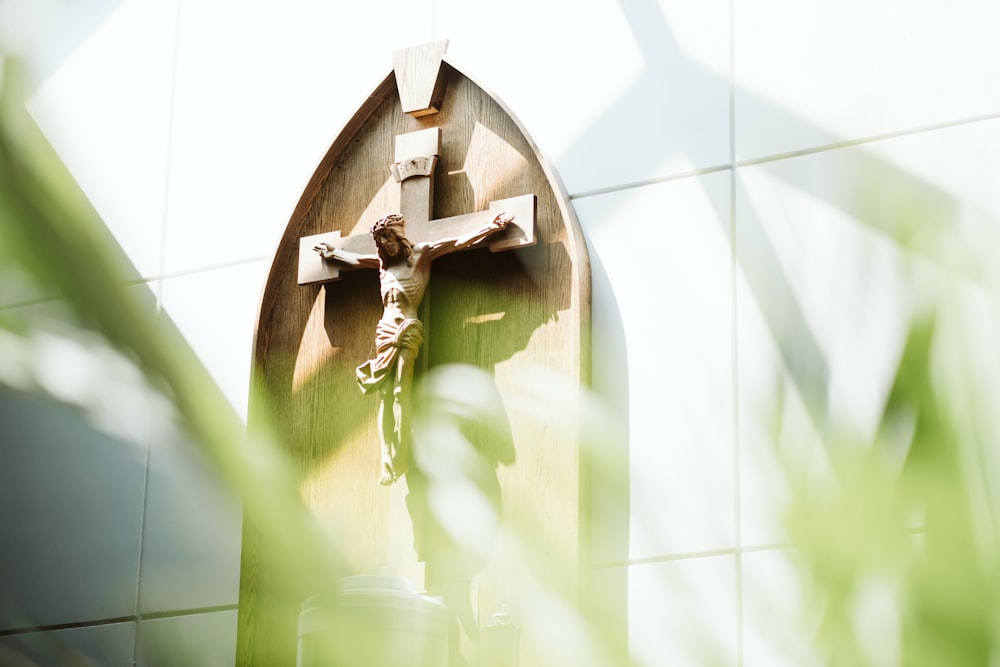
787 314 1000 666
4 52 1000 665
0 58 628 666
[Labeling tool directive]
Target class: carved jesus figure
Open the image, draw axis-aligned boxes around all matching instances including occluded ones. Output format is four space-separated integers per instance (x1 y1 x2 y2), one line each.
314 211 511 485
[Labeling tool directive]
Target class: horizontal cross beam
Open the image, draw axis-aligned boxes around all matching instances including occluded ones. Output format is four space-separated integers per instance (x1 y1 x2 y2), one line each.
297 194 536 285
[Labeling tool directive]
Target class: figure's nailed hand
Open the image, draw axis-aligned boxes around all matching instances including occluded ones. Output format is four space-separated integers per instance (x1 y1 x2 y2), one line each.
491 212 514 229
313 242 333 257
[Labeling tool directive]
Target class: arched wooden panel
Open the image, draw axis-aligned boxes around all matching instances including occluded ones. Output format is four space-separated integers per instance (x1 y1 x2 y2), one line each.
238 44 590 667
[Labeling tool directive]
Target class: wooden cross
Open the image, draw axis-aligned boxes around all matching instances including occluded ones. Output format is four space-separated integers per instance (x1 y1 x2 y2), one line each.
297 127 535 286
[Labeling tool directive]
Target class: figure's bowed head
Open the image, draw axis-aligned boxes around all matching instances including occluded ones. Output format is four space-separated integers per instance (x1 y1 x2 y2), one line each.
370 214 412 264
310 213 414 266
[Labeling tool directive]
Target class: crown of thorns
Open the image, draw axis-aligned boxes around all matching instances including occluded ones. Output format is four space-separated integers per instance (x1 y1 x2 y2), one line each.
371 213 405 236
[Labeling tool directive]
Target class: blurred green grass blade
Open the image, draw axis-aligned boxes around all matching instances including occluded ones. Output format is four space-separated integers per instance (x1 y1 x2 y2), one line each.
0 56 346 588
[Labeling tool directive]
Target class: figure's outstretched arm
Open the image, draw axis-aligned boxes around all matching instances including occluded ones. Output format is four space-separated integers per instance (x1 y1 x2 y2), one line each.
313 242 379 269
424 212 513 259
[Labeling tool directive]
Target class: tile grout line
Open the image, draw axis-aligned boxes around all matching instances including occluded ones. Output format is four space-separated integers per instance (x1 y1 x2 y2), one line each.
595 547 741 569
154 254 273 282
569 164 732 200
0 606 240 638
0 255 274 313
132 0 184 663
730 2 744 664
155 0 182 300
0 617 135 638
590 539 801 570
131 420 153 663
566 109 1000 202
734 110 1000 168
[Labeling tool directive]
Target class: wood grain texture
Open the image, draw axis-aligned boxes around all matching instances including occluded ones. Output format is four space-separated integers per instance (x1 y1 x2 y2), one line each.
392 40 449 117
239 57 591 667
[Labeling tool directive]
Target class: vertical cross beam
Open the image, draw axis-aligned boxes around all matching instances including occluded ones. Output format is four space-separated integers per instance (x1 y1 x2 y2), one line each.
296 42 537 287
390 128 441 226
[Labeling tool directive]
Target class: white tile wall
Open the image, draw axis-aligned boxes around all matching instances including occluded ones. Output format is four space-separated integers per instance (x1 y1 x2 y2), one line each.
741 549 823 667
6 0 1000 665
576 171 735 559
24 0 178 279
158 260 269 420
735 119 1000 547
629 555 738 667
734 149 913 545
139 418 242 614
438 0 731 195
0 621 135 667
136 609 238 666
735 0 1000 159
0 388 144 630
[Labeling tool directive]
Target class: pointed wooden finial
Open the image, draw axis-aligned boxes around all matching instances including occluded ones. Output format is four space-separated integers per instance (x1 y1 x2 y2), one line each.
392 40 449 117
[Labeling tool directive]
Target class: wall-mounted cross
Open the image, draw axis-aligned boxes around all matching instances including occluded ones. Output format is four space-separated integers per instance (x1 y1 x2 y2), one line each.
294 39 538 485
297 126 535 286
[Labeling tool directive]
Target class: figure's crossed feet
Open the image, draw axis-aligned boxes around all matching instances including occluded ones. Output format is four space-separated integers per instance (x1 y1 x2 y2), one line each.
379 455 395 486
377 454 409 486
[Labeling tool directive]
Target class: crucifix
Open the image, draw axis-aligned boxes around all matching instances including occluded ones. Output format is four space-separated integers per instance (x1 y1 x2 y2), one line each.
298 126 536 485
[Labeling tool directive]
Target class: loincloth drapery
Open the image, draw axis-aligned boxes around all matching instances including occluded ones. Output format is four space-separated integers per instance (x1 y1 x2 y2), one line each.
356 316 424 393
